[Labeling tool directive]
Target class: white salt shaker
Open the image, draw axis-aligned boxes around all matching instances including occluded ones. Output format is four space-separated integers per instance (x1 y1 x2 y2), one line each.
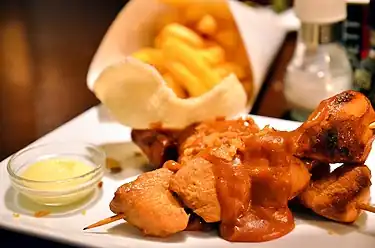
284 0 353 121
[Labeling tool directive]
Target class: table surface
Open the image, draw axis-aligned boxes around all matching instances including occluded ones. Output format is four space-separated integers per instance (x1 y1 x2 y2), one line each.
0 0 296 247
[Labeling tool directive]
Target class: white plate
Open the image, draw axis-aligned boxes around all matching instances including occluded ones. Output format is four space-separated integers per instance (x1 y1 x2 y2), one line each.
0 106 374 248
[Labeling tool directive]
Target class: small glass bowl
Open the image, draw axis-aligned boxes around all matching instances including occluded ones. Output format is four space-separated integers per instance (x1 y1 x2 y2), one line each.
7 142 105 206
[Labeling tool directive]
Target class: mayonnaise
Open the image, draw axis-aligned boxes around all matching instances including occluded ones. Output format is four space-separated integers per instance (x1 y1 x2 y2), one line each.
20 158 96 205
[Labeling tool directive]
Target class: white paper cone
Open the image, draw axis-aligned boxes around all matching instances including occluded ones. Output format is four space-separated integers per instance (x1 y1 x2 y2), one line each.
87 0 290 121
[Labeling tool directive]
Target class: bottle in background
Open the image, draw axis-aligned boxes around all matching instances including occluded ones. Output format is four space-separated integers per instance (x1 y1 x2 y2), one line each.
343 1 370 71
353 0 375 107
284 0 353 122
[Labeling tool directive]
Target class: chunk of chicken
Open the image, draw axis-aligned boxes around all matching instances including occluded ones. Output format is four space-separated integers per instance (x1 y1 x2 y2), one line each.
299 164 372 223
131 129 180 168
131 117 259 169
169 157 220 223
109 168 189 237
294 90 375 163
178 117 259 164
170 129 310 224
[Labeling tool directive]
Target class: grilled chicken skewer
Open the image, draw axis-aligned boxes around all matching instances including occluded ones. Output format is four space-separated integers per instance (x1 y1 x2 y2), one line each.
83 164 375 232
84 91 375 238
293 91 375 163
299 163 373 223
132 91 375 168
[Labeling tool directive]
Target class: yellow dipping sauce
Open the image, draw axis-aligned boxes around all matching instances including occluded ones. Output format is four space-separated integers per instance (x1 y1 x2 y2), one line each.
21 158 96 206
22 158 92 182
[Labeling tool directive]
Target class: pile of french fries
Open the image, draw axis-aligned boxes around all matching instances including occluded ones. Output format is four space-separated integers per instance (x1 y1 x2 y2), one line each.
131 0 253 99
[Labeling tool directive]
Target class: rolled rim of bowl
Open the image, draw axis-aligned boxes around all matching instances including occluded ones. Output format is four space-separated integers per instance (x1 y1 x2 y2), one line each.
7 141 106 184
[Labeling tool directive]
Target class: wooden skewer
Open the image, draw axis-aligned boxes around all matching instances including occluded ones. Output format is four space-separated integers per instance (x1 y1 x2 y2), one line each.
83 214 126 230
84 203 375 231
357 203 375 213
369 122 375 129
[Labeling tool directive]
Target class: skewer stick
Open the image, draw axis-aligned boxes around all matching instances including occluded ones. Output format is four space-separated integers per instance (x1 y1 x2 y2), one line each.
83 214 126 230
357 203 375 213
369 122 375 129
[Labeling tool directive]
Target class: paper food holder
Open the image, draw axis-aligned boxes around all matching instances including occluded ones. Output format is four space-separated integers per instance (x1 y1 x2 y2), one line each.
86 0 291 125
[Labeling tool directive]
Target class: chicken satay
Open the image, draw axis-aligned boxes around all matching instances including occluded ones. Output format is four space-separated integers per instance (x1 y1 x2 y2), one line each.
299 164 372 223
169 157 221 223
131 117 259 169
177 117 259 165
131 129 180 168
170 126 310 227
294 90 375 163
109 168 189 237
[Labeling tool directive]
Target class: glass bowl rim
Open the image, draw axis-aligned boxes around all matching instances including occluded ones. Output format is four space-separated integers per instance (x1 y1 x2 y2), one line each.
7 141 105 184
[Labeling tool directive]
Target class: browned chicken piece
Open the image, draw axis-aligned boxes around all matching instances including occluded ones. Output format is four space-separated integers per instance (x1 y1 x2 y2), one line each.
170 125 248 223
294 90 375 163
178 117 259 164
131 129 180 168
169 157 220 223
131 117 259 169
170 126 310 225
299 164 372 223
288 156 312 199
109 168 189 237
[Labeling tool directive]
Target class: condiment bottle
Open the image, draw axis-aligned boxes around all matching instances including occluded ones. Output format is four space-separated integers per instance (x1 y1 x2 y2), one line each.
353 0 375 107
284 0 353 122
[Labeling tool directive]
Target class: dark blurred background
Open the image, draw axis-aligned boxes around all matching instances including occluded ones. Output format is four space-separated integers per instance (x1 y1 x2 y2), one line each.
0 0 126 160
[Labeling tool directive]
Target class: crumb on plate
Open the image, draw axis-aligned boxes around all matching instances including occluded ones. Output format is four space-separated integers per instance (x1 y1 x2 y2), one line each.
34 210 51 218
13 213 20 218
133 151 142 157
106 157 122 173
98 181 103 188
81 210 87 215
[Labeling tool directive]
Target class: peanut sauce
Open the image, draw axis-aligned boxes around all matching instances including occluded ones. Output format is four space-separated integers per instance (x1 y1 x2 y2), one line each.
203 130 297 242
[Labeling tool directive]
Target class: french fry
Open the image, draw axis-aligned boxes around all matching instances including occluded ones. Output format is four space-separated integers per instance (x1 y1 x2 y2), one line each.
164 0 233 21
161 38 221 89
183 5 207 24
200 45 226 65
195 14 218 36
162 73 188 98
213 29 240 51
158 0 192 7
215 62 247 80
154 10 186 32
159 23 205 48
198 2 233 21
141 0 253 100
214 66 231 79
165 61 208 97
131 48 165 73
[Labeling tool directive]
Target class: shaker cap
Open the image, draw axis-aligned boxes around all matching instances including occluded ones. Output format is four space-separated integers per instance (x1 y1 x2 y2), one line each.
294 0 347 24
